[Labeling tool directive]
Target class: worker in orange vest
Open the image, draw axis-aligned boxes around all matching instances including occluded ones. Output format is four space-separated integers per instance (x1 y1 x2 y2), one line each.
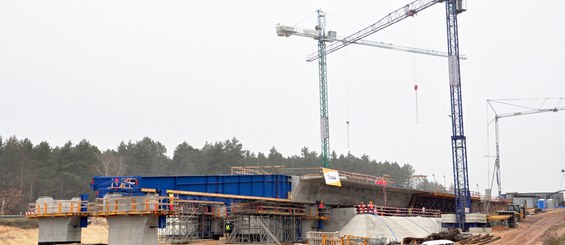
368 201 374 214
318 200 325 218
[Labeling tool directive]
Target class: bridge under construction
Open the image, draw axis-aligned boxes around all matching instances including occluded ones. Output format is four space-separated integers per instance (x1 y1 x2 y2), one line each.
26 166 508 245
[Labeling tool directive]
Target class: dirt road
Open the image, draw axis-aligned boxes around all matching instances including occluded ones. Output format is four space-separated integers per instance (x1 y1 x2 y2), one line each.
489 208 565 245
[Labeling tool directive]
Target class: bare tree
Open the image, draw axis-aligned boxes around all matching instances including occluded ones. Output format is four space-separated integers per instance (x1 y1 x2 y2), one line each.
96 151 126 176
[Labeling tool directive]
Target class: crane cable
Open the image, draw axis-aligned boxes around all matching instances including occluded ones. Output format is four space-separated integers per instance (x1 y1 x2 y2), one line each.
555 113 564 188
411 17 419 124
292 11 317 27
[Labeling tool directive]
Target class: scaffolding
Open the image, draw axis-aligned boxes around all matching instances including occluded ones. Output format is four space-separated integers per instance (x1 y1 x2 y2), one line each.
226 201 309 244
158 200 224 243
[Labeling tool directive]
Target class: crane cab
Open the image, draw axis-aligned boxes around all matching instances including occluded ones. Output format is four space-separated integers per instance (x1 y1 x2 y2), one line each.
456 0 467 13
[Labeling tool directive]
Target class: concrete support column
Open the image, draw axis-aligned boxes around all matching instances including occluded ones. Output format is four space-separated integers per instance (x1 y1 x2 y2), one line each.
107 215 158 245
37 216 81 245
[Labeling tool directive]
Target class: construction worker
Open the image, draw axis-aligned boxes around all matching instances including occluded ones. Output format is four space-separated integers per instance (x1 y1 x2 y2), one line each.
318 200 325 218
225 222 232 234
368 201 374 214
360 202 365 214
168 193 175 211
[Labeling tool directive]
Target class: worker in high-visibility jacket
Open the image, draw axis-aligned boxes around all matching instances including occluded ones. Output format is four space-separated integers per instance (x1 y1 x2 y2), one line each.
368 201 374 214
225 222 233 234
168 193 175 211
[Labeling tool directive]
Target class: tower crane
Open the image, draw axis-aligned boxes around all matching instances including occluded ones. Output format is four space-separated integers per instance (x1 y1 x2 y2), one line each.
304 0 470 229
277 9 467 168
488 98 565 197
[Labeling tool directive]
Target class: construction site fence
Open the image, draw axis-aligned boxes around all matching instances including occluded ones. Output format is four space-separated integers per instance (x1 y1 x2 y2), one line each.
354 205 441 218
306 232 388 245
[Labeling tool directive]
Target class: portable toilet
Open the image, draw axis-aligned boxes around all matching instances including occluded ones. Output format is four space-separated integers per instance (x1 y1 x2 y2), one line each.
547 199 555 209
537 199 546 209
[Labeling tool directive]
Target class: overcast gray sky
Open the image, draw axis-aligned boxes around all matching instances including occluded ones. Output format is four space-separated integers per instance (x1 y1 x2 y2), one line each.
1 1 564 194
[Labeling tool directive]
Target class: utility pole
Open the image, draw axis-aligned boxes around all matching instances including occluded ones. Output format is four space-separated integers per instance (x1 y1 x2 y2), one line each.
346 121 351 155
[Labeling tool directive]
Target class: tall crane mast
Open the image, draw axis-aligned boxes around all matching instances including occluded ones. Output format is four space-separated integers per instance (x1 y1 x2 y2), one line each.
316 10 331 168
488 99 565 197
277 9 467 168
305 0 470 229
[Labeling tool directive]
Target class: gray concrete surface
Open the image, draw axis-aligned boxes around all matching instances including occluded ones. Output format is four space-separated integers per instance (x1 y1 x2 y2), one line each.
291 176 417 207
337 214 442 243
107 215 158 245
322 208 356 232
37 216 81 244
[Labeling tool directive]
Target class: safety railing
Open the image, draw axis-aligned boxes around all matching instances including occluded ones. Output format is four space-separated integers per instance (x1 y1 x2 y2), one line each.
26 198 88 218
230 201 308 216
354 205 441 218
230 165 398 187
230 165 286 175
91 196 174 217
337 171 396 185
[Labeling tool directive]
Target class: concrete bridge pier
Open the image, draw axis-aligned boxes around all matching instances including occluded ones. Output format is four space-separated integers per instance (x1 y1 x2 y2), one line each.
37 216 81 245
107 215 159 245
30 196 85 245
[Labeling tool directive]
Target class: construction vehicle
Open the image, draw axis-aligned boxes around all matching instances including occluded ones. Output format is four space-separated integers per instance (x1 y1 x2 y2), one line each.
506 204 526 221
495 204 526 228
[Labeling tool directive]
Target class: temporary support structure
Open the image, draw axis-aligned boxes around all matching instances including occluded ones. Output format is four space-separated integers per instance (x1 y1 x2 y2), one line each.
158 200 225 243
226 201 310 244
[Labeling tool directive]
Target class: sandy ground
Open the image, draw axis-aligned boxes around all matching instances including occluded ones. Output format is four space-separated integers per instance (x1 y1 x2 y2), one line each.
489 208 565 245
0 217 108 245
2 211 564 245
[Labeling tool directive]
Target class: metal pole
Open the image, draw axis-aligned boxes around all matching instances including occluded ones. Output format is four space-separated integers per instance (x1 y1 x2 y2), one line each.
346 121 351 155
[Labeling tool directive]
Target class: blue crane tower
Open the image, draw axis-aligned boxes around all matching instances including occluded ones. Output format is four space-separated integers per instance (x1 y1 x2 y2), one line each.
305 0 470 230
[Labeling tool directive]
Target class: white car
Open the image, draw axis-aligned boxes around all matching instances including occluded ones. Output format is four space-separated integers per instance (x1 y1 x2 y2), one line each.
421 240 455 245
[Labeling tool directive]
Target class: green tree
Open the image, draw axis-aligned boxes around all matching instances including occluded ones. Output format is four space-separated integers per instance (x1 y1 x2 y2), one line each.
117 137 169 175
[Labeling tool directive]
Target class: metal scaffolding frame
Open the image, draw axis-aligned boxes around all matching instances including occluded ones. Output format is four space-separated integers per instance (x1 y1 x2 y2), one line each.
159 200 223 243
226 201 308 244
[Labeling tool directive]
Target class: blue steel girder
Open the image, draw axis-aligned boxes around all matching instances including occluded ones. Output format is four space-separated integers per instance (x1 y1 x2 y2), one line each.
445 0 471 230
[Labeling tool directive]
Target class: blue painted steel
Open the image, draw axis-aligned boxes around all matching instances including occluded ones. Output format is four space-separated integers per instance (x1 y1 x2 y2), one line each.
80 194 88 211
79 193 89 228
80 217 88 228
445 0 471 231
158 215 167 228
91 175 292 204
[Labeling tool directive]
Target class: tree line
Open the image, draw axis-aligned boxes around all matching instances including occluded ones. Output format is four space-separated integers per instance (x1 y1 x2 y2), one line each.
0 136 415 214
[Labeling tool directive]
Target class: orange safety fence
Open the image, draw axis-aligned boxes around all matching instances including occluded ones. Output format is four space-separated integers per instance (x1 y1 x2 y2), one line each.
26 196 176 218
